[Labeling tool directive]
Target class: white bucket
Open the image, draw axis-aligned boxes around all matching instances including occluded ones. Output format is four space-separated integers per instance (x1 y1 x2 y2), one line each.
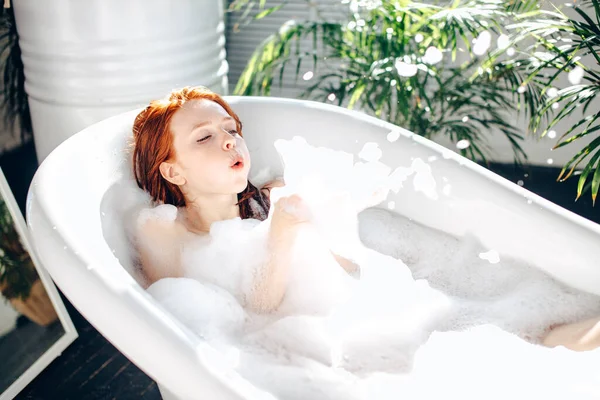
13 0 228 162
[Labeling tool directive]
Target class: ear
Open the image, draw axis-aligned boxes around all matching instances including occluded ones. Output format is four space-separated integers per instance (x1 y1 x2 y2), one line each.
159 161 186 186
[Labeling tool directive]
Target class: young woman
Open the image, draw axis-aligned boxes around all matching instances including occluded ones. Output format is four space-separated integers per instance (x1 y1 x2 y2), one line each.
132 86 600 352
131 86 356 314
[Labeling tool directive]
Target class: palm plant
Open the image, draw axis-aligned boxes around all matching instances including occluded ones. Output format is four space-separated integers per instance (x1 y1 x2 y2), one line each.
0 6 31 147
231 0 542 164
232 0 600 204
484 0 600 203
0 197 37 301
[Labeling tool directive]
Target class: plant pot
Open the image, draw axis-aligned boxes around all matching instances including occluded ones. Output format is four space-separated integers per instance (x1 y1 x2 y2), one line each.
8 279 58 327
13 0 228 162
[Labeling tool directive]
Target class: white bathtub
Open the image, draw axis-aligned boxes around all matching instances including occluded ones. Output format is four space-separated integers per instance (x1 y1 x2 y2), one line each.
26 97 600 399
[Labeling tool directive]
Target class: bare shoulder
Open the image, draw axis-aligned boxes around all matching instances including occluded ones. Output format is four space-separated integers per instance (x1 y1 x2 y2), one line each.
135 205 187 286
136 205 187 245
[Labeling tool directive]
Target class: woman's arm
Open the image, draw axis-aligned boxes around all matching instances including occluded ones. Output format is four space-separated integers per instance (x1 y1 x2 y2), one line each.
135 217 186 287
261 178 360 275
246 195 307 313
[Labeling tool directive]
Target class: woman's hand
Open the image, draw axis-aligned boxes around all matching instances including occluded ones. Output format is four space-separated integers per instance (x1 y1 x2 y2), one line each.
272 194 312 226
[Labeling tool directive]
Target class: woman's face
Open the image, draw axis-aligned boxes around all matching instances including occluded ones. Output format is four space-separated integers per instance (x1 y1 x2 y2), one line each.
161 99 251 198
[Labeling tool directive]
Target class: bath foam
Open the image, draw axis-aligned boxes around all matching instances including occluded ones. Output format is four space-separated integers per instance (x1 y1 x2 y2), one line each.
360 325 600 400
143 137 600 399
180 217 269 306
359 207 600 341
147 277 246 343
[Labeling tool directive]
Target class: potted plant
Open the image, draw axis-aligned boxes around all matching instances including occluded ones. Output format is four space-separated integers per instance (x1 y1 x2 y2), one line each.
0 197 57 326
231 0 600 204
232 0 538 164
484 0 600 203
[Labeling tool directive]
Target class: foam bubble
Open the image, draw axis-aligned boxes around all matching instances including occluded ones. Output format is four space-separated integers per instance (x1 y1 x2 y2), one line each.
386 130 401 143
479 249 500 264
181 217 268 305
358 142 382 162
395 60 418 77
568 66 584 85
148 277 246 342
473 31 492 56
138 204 177 224
422 47 442 65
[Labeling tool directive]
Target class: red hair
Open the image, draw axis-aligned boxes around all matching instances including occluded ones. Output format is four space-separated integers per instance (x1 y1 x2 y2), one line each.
132 86 269 220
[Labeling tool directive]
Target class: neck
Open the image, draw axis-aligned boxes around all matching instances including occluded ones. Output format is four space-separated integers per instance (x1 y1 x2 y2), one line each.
183 193 240 233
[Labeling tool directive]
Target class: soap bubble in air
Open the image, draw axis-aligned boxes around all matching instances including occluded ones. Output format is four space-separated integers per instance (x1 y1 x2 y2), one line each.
547 130 556 139
387 130 401 143
423 47 443 65
473 31 492 56
395 59 418 77
497 34 510 50
279 20 297 36
568 66 584 85
456 139 470 150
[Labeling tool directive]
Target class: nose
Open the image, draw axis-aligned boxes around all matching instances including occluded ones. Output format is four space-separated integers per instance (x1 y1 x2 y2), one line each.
222 131 236 150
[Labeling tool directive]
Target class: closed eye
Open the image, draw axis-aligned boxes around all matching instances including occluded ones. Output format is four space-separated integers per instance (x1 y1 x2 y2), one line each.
197 135 211 143
227 130 239 136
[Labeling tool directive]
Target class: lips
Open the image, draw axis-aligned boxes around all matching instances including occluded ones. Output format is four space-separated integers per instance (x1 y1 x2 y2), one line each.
230 153 245 169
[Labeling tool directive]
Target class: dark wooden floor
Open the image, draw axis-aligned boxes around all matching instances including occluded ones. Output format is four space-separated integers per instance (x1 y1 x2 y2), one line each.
0 139 597 400
0 317 64 393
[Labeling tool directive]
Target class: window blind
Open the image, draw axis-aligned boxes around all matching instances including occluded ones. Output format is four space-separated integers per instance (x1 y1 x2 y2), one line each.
225 0 344 98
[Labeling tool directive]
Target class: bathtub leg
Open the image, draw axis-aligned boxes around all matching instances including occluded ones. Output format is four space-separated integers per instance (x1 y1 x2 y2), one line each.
158 383 187 400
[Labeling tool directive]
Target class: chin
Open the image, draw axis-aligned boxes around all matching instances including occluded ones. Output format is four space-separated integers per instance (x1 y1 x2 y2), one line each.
233 178 250 194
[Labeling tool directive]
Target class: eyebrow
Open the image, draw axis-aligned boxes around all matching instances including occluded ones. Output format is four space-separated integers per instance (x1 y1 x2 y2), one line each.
190 116 234 133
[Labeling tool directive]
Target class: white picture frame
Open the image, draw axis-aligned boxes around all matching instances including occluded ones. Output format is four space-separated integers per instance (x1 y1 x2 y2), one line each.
0 167 78 400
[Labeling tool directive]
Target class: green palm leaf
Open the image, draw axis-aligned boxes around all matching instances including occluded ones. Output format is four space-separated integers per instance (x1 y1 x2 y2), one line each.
233 0 535 166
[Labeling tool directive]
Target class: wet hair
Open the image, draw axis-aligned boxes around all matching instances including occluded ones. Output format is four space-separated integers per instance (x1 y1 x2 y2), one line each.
131 86 270 220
